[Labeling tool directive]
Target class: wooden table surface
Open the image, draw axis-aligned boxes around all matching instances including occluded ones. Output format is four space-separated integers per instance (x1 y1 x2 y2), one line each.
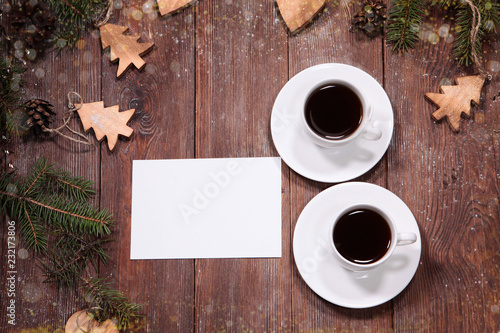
1 0 499 332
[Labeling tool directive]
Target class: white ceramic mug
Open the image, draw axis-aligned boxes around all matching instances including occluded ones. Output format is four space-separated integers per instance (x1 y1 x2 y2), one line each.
329 204 417 272
301 79 382 148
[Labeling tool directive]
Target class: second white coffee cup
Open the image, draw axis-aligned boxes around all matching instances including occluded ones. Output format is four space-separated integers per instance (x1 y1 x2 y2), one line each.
329 204 417 272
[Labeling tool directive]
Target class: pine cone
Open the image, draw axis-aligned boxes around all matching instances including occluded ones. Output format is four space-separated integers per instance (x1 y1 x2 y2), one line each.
25 99 56 135
8 0 57 60
352 2 387 38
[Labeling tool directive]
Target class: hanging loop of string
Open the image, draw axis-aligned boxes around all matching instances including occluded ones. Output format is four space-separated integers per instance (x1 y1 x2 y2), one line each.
463 0 493 81
94 0 114 27
42 92 92 146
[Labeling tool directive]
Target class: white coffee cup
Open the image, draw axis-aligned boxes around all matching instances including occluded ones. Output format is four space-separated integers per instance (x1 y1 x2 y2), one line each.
329 204 417 272
301 79 382 148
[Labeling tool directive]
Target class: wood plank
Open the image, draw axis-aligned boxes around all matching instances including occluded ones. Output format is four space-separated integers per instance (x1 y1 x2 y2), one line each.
384 7 498 331
194 0 291 331
0 29 102 330
98 3 196 332
288 0 390 331
470 36 500 332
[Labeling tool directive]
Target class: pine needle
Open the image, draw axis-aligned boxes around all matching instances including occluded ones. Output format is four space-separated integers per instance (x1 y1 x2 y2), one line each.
453 0 500 66
0 159 141 328
83 278 143 330
45 0 109 48
387 0 427 53
0 56 27 135
0 158 113 250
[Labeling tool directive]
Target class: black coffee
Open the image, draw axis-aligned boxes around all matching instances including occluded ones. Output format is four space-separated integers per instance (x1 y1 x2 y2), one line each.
305 83 363 140
333 208 391 264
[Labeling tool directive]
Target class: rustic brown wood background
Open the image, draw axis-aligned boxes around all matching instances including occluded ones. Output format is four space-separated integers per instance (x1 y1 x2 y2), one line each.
1 0 499 332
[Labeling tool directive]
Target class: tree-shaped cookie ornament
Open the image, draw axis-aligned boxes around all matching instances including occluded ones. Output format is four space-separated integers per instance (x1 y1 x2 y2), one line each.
276 0 326 33
99 24 154 78
157 0 195 16
77 101 135 151
425 75 486 132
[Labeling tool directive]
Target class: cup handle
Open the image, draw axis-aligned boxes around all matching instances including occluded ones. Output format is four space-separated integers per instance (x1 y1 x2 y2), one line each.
360 105 382 141
396 232 417 246
361 123 382 141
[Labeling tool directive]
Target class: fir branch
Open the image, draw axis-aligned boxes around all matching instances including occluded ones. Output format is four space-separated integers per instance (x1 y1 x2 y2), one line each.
432 0 455 7
482 0 500 31
387 0 427 52
41 230 112 287
1 187 112 235
453 4 482 66
453 0 500 66
0 158 112 250
48 175 96 201
28 193 112 235
1 159 140 327
0 56 27 135
20 206 48 251
25 158 96 202
45 0 109 48
83 278 143 330
23 159 49 195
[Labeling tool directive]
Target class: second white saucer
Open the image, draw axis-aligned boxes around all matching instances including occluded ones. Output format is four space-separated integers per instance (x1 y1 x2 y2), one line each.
293 182 421 308
270 63 394 183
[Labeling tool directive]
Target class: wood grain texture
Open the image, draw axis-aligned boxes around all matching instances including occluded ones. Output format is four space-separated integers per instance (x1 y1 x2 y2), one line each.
1 1 499 332
194 0 291 331
99 2 196 332
287 0 391 331
0 29 102 330
384 6 500 332
470 36 500 332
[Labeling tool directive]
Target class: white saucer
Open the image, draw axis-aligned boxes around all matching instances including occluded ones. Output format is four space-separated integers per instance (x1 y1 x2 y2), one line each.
271 63 394 183
293 182 421 308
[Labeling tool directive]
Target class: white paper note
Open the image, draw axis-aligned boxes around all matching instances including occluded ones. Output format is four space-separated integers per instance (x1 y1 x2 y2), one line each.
131 157 282 259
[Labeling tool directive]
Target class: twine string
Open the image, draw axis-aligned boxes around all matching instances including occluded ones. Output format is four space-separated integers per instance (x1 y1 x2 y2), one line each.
42 92 91 146
94 0 114 27
463 0 492 80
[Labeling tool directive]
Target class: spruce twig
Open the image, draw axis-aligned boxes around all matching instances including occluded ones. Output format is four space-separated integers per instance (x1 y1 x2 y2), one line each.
453 0 500 67
45 0 109 48
387 0 499 68
83 278 143 330
0 158 142 329
0 158 112 251
387 0 427 52
0 56 27 135
41 228 112 287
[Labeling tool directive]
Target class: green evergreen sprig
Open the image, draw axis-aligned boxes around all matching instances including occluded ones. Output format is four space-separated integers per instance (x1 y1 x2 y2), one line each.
84 278 143 330
0 158 112 251
41 232 143 329
0 56 27 135
387 0 500 66
45 0 110 48
40 228 112 286
1 158 142 329
453 0 500 66
386 0 427 53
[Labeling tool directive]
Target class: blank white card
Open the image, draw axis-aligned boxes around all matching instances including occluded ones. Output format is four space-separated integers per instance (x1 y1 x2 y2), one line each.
131 157 282 259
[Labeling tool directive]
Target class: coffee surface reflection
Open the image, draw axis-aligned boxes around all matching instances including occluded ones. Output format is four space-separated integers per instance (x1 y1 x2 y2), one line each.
304 83 363 140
